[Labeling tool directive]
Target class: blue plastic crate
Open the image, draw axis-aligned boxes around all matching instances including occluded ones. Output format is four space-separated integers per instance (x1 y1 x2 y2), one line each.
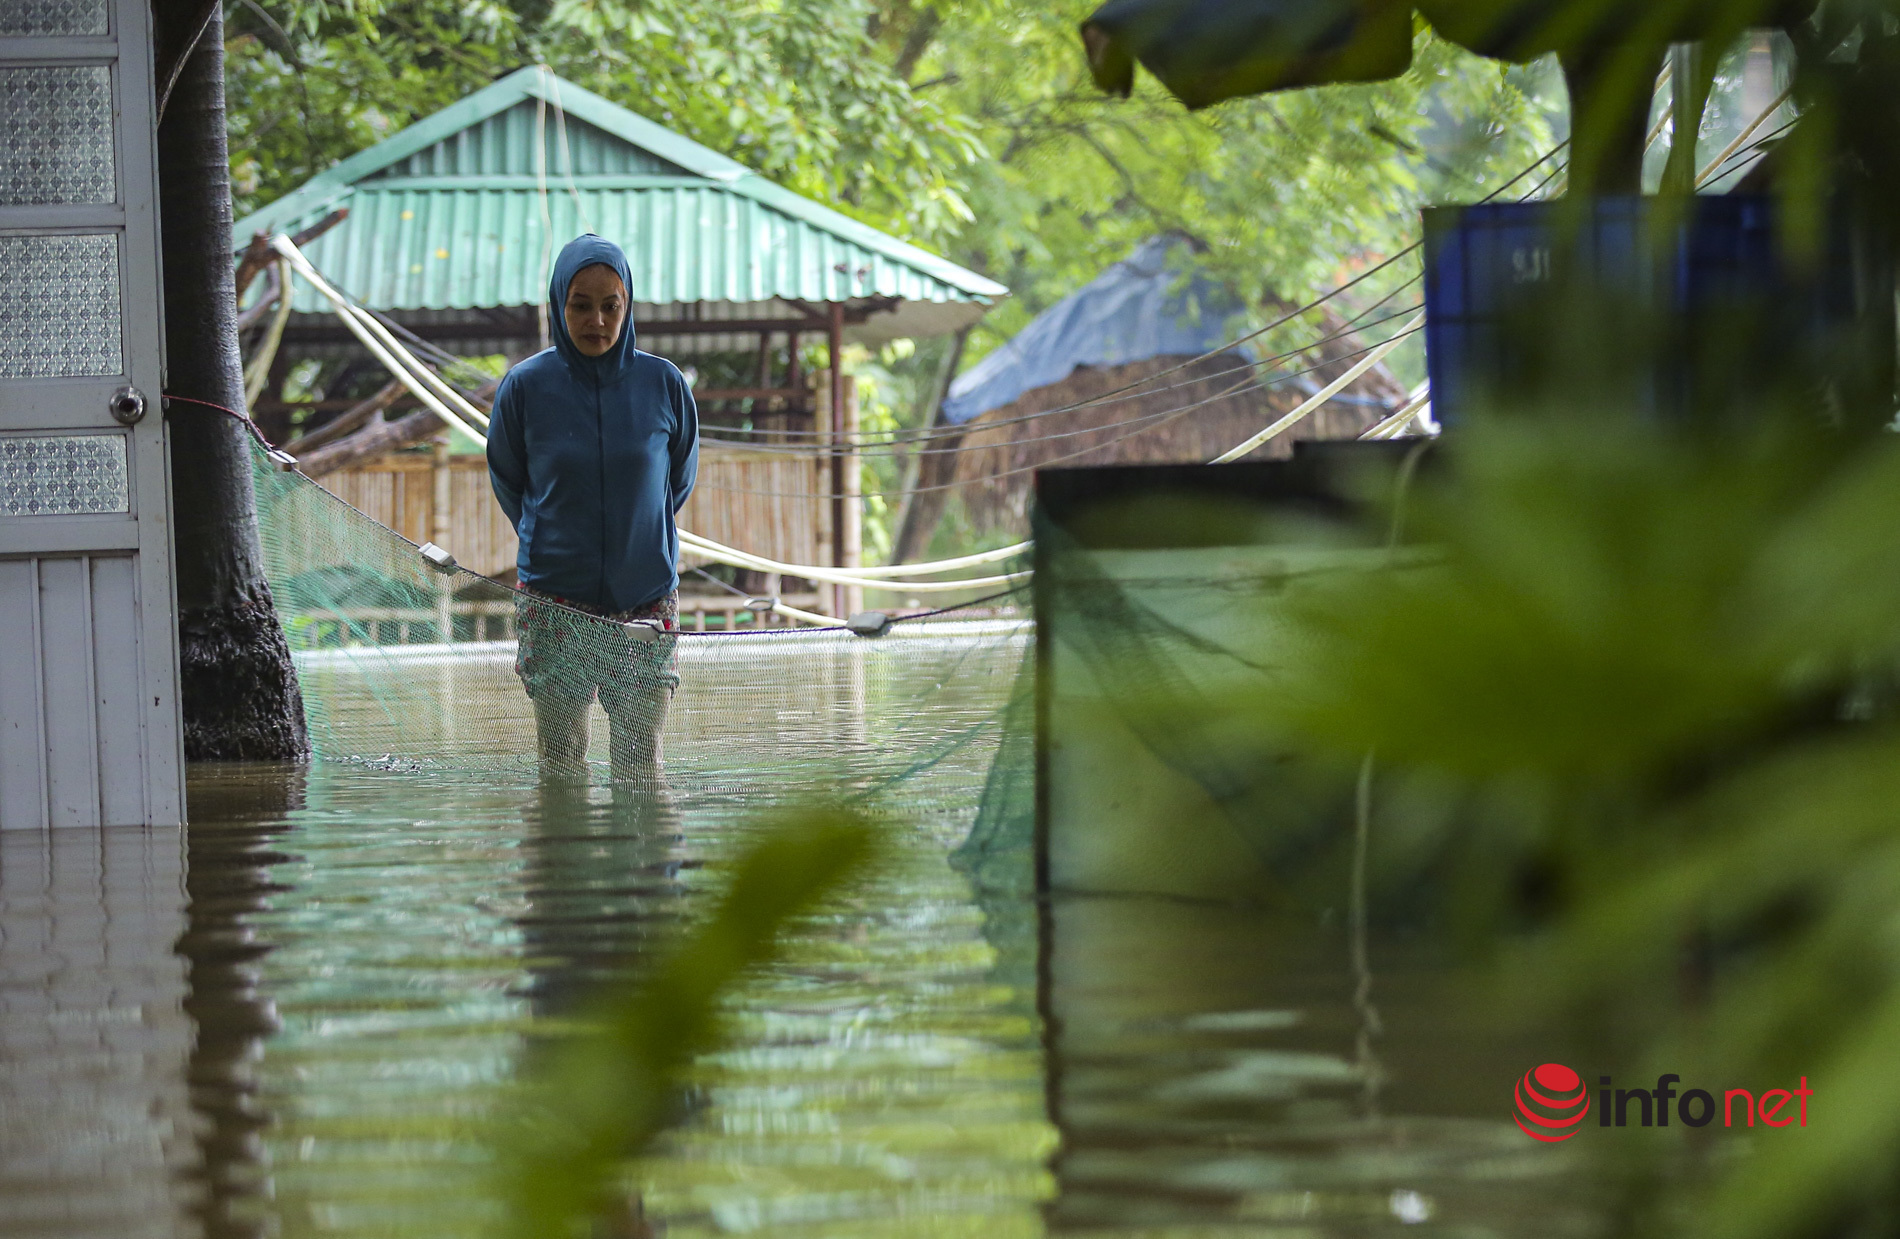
1422 195 1844 424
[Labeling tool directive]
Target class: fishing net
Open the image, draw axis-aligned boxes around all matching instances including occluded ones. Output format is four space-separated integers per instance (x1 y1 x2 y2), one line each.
247 440 1411 907
248 445 1037 841
959 449 1428 905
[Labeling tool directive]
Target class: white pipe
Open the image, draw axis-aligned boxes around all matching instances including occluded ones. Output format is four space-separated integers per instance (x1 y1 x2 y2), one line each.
770 600 840 626
678 530 1023 586
271 239 1439 594
275 240 1031 591
679 531 1025 592
348 299 492 428
1359 390 1433 440
285 283 487 448
269 239 487 448
791 538 1032 577
1211 316 1423 464
272 236 492 430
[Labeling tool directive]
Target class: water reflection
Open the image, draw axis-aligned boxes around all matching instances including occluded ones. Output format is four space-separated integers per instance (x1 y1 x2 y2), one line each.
0 823 195 1237
2 623 1615 1238
177 766 304 1239
134 756 1048 1239
516 781 691 1239
517 782 688 1019
1039 895 1609 1236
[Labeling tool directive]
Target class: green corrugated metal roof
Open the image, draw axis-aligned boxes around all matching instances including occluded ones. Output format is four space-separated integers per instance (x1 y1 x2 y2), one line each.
234 67 1006 340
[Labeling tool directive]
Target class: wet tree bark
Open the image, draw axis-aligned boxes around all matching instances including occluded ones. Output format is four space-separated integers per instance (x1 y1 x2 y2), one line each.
153 12 309 760
1560 50 1659 196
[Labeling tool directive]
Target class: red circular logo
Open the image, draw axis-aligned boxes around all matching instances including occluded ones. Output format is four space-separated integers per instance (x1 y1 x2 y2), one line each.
1513 1062 1589 1142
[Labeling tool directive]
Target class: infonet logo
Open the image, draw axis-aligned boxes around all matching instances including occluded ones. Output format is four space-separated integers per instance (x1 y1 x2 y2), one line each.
1514 1064 1812 1141
1514 1063 1590 1141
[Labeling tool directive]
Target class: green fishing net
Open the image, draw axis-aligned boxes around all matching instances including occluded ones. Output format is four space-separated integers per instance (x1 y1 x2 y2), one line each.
248 445 1037 839
247 442 1402 908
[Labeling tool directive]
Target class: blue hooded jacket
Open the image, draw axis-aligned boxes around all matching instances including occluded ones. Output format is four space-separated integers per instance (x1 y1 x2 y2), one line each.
488 235 699 612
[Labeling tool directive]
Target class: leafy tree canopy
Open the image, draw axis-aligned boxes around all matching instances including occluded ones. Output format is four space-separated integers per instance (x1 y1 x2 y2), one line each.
226 0 1556 360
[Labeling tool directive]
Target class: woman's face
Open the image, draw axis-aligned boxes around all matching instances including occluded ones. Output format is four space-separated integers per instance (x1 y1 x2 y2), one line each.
564 263 629 357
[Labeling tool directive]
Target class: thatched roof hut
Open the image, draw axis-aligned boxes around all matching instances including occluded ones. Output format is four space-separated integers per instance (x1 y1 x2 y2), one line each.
951 344 1402 532
894 236 1408 556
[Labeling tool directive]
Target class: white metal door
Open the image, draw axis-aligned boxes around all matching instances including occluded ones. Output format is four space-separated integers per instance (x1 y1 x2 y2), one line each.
0 0 184 828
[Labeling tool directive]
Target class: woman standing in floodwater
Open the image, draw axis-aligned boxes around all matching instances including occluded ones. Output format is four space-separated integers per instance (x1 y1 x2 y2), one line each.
488 234 700 782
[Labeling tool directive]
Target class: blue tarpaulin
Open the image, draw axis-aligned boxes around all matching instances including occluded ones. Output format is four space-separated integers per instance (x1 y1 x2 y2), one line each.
942 235 1249 426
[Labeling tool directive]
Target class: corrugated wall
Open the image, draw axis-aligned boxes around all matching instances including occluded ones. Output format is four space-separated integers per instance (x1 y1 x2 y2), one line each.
0 555 152 830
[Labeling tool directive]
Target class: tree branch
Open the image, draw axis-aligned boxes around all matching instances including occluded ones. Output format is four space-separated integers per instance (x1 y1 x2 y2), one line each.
894 8 943 84
294 408 445 478
285 380 406 453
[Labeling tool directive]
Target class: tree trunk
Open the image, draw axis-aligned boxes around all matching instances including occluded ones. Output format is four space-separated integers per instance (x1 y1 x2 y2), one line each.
156 21 309 761
890 327 970 564
283 380 405 454
1560 49 1658 196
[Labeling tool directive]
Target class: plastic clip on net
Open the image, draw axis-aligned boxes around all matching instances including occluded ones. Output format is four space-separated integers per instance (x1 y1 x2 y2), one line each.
418 542 458 574
267 448 299 470
846 611 892 638
624 619 665 643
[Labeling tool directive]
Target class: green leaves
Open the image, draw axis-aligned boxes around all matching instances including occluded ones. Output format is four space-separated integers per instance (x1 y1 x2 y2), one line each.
226 1 1552 375
493 808 884 1239
940 13 1553 365
226 0 524 213
1256 422 1826 782
1224 416 1900 1236
535 0 985 245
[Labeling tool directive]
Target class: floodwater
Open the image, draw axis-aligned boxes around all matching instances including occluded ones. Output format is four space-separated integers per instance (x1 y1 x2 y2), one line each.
1 624 1608 1238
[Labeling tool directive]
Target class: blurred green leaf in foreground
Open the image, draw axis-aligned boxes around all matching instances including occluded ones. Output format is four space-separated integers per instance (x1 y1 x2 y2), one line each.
492 808 884 1239
1232 409 1900 1239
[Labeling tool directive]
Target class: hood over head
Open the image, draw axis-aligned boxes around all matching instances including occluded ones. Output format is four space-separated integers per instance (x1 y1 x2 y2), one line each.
549 234 637 377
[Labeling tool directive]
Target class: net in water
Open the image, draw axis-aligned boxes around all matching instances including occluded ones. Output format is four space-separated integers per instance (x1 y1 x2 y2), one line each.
248 445 1037 843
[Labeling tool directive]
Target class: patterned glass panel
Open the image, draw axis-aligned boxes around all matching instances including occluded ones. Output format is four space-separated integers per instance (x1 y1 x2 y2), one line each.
0 0 107 35
0 234 122 378
0 434 129 515
0 67 115 206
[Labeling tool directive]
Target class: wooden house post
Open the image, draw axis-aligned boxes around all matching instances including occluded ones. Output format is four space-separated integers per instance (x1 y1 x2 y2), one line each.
827 303 848 617
841 375 863 618
432 438 453 642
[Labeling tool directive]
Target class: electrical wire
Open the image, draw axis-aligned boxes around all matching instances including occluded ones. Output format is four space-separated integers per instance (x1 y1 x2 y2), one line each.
695 273 1429 449
258 135 1560 593
543 66 595 234
162 392 290 458
277 79 1803 610
696 301 1424 457
681 141 1557 470
701 139 1564 451
695 303 1424 464
688 565 753 598
684 327 1422 501
684 89 1798 570
272 236 491 442
886 583 1031 622
1695 117 1798 189
281 136 1562 474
